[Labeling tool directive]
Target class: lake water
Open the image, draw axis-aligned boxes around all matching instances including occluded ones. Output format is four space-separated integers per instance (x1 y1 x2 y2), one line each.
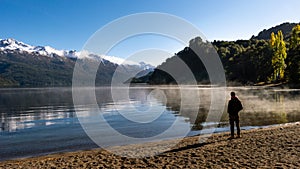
1 86 300 161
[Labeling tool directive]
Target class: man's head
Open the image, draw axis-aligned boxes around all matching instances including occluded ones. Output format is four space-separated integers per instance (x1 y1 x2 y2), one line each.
230 92 236 97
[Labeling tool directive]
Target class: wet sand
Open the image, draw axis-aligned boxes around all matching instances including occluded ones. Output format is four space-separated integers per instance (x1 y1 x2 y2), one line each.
0 122 299 168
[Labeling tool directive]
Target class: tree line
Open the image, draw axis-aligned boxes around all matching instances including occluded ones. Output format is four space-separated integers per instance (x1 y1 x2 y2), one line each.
148 24 300 86
220 24 300 85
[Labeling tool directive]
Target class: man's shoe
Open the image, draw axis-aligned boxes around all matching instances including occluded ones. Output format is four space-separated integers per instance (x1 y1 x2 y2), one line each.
228 136 234 140
237 135 241 138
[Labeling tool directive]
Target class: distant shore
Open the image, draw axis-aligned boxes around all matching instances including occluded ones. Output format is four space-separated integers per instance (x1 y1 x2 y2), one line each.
0 82 298 89
1 122 299 168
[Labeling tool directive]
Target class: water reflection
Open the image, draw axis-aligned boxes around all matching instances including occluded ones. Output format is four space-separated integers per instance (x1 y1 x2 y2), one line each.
0 88 75 132
0 87 300 133
0 87 300 161
146 87 300 130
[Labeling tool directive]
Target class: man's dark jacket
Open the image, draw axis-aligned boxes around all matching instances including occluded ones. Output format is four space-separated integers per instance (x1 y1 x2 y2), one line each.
228 97 243 115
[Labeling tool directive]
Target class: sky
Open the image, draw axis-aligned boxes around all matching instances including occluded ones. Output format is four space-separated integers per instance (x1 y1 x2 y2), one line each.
1 0 300 65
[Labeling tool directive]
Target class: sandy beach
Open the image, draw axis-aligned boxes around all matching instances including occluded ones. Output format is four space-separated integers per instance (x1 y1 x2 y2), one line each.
0 122 299 169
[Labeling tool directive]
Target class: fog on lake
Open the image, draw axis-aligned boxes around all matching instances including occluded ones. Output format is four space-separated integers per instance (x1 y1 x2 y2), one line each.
0 86 300 160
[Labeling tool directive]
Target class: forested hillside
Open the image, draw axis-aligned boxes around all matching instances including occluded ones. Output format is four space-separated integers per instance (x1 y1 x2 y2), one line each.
147 23 300 86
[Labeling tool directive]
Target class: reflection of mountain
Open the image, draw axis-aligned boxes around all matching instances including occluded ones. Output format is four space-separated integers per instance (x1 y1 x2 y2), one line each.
0 88 73 132
0 88 114 132
1 87 300 133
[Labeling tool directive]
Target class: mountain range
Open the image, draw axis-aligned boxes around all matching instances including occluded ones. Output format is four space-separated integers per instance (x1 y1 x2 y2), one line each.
0 38 154 87
1 22 299 87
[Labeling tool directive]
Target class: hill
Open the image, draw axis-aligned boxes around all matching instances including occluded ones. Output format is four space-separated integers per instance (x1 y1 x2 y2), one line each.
252 22 299 40
145 22 300 86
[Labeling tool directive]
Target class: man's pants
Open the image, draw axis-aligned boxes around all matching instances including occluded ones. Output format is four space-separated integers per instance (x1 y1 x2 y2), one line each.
229 114 240 137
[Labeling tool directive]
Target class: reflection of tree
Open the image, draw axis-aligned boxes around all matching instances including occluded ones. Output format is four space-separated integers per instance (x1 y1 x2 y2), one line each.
151 88 214 130
152 87 300 130
240 111 288 126
238 89 300 125
1 87 300 133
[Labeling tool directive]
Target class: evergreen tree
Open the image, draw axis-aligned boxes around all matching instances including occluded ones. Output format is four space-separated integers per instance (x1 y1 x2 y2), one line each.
288 25 300 84
290 24 300 49
288 46 300 84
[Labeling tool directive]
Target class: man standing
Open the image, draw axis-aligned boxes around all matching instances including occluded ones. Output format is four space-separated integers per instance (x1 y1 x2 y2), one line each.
227 92 243 139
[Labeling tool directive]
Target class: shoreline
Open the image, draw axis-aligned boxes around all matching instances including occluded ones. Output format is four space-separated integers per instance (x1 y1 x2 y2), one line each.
0 82 298 89
1 122 299 168
0 122 294 162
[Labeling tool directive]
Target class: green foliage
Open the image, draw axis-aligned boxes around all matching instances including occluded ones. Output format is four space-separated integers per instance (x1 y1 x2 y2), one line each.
149 38 275 85
287 25 300 84
290 25 300 49
213 39 273 84
287 46 300 84
149 31 296 86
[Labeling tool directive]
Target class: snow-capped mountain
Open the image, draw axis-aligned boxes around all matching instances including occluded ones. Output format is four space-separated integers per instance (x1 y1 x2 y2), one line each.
0 38 76 58
0 38 155 69
0 38 156 86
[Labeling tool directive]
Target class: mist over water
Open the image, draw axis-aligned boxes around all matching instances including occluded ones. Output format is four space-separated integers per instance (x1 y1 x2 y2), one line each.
0 86 299 160
226 87 300 126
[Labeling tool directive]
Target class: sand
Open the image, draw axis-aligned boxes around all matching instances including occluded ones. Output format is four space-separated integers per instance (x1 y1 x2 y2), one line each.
0 122 299 169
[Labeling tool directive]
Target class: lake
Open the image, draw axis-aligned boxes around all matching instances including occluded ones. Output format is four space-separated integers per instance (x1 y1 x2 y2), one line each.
0 86 300 161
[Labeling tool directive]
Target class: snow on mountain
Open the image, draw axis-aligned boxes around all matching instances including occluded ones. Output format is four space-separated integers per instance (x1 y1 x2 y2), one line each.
0 38 33 51
0 38 155 69
0 38 76 58
138 61 155 70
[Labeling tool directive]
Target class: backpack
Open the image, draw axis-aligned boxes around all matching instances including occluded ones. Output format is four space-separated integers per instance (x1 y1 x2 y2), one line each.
234 98 243 112
229 98 243 115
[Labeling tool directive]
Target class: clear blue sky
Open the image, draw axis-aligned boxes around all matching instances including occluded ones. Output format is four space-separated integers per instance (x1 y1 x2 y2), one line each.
1 0 300 62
